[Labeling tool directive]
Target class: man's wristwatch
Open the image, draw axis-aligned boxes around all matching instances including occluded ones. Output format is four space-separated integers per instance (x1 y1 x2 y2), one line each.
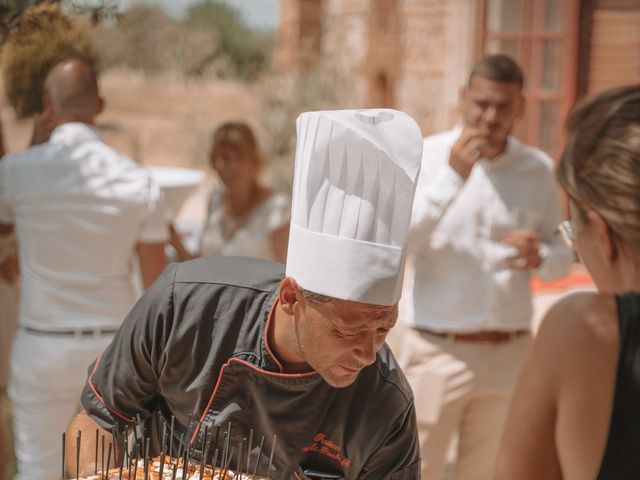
537 244 549 267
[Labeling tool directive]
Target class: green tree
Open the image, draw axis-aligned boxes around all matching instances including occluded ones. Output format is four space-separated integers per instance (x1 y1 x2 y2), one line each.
90 5 217 75
183 0 270 81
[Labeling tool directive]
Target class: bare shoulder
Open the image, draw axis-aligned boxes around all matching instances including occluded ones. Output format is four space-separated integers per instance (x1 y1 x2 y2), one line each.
539 291 617 349
506 290 618 399
495 291 618 479
535 291 618 382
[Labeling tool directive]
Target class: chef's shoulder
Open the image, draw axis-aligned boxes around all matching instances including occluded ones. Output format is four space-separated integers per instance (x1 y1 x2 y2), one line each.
357 344 414 410
134 257 282 341
172 256 284 292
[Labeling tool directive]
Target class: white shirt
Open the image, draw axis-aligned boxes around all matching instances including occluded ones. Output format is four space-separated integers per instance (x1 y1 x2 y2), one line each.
199 189 290 261
408 127 573 332
0 123 168 330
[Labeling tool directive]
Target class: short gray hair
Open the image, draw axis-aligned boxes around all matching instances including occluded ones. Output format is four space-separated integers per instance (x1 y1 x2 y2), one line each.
302 289 334 306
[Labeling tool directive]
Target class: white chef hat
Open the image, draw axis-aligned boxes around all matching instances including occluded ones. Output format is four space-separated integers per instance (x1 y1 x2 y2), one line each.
285 109 422 306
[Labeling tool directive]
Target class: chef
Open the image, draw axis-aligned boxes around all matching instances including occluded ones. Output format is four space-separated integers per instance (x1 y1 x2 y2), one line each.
68 108 423 480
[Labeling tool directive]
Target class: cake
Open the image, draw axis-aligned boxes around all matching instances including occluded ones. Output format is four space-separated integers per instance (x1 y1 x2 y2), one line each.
75 455 268 479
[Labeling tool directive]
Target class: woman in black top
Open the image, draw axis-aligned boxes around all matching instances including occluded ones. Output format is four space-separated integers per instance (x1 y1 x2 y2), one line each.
495 85 640 479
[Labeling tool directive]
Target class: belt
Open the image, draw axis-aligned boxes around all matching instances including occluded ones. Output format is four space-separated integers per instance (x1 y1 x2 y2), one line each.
418 328 530 343
22 325 119 337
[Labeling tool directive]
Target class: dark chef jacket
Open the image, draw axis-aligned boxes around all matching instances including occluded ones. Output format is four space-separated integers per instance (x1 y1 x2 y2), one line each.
81 257 421 480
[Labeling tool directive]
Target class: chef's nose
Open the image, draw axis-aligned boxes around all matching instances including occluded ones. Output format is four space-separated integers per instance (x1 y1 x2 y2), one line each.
353 332 377 366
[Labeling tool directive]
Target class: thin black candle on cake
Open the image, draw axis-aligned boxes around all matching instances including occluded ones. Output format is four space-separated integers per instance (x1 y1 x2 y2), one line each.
110 426 122 480
161 419 167 456
118 438 124 480
110 426 119 461
183 413 192 468
131 436 138 463
135 417 144 463
124 434 130 468
237 438 245 480
185 443 193 476
76 430 81 480
94 429 99 475
141 435 146 466
124 435 130 480
170 457 178 480
61 432 66 480
220 447 234 480
182 447 189 478
131 423 138 456
169 415 175 457
173 432 185 480
111 440 116 477
252 436 265 477
183 419 194 476
176 432 185 463
265 435 277 480
211 448 219 472
211 423 220 462
105 443 113 480
101 434 106 476
222 422 232 470
158 442 166 478
143 439 150 480
158 418 167 477
197 424 209 478
246 429 253 474
132 445 139 480
220 432 228 472
136 414 145 445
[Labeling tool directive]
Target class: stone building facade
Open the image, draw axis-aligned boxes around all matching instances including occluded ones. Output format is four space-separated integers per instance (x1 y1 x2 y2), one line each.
276 0 479 137
276 0 640 158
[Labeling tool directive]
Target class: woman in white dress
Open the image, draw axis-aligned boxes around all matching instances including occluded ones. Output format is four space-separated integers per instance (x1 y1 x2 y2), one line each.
171 122 290 263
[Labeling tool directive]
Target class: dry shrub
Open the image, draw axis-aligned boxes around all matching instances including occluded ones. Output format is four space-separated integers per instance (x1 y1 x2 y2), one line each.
90 6 218 76
88 2 268 82
1 2 97 117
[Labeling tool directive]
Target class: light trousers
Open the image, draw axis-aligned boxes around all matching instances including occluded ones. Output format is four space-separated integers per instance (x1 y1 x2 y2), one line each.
398 328 532 480
8 329 113 480
0 279 19 480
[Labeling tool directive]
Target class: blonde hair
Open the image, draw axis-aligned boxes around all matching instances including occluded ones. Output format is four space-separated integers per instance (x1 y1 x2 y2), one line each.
558 85 640 247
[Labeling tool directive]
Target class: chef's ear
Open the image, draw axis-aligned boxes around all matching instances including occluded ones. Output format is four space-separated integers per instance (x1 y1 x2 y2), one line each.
279 276 304 314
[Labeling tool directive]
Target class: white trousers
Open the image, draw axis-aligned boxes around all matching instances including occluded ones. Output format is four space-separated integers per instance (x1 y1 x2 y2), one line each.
398 329 532 480
8 330 113 480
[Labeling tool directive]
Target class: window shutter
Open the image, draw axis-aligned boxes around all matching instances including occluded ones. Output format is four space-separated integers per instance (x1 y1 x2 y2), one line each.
587 8 640 94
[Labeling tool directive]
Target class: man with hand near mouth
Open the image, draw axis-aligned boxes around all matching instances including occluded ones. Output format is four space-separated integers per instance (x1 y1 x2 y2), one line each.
402 54 573 479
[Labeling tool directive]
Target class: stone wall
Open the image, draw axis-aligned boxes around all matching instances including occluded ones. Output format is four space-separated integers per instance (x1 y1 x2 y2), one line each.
275 0 481 136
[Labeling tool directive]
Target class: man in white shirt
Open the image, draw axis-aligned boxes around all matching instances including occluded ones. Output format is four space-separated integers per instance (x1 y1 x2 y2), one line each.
403 54 573 479
0 58 168 480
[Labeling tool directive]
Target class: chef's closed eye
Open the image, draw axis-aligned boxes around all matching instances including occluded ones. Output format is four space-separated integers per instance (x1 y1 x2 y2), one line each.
336 329 359 340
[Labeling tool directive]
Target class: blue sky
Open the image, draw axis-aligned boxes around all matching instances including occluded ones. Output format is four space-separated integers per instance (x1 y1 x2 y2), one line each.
118 0 280 30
